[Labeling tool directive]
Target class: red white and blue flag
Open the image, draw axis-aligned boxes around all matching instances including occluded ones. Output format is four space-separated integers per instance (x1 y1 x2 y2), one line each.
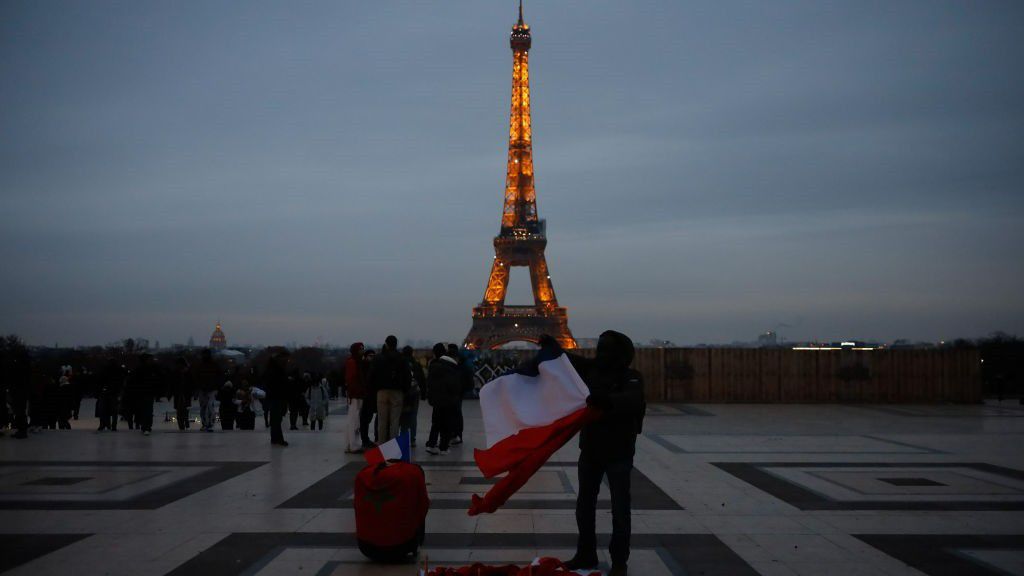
469 349 597 515
364 430 412 465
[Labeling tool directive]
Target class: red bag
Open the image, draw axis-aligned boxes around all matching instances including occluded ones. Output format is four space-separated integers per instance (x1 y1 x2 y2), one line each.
354 461 430 561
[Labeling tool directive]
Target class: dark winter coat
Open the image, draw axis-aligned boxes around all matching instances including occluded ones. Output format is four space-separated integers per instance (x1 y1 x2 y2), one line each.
567 331 646 462
125 362 162 398
194 358 221 393
264 361 289 408
426 357 462 408
369 349 412 392
172 368 193 410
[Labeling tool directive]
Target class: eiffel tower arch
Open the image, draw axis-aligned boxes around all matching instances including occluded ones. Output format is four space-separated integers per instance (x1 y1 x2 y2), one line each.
464 2 577 351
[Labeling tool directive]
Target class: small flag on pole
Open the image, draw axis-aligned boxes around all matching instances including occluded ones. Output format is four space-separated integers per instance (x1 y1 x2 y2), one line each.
363 430 411 465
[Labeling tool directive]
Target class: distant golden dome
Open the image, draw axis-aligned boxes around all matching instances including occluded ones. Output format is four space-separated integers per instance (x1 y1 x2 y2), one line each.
209 322 227 350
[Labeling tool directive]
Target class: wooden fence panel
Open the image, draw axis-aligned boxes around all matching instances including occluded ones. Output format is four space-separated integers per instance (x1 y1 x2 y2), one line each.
471 346 979 403
779 350 817 402
758 348 782 402
663 348 710 402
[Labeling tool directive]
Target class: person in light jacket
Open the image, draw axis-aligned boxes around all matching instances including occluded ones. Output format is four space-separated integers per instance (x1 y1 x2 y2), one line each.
308 376 330 431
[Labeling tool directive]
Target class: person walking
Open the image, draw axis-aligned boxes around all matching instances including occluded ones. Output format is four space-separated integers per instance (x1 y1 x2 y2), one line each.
307 377 330 431
54 367 73 429
369 335 410 443
424 343 461 455
548 331 646 576
127 353 160 436
171 357 193 430
446 343 473 446
289 372 312 430
194 349 220 432
264 349 290 447
400 346 425 447
96 358 123 432
344 342 366 453
218 380 236 430
3 343 31 439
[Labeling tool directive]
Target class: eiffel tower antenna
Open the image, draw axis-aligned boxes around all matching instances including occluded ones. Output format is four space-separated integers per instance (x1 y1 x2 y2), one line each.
518 0 524 25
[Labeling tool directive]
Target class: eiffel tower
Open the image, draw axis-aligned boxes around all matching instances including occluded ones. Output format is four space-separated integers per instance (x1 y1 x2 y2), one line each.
464 2 577 351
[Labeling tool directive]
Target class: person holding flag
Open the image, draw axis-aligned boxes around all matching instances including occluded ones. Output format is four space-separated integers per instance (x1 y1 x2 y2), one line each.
470 331 644 576
556 331 645 576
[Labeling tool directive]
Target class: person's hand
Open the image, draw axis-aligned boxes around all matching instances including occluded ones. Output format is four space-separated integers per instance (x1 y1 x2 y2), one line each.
586 392 612 410
538 334 561 351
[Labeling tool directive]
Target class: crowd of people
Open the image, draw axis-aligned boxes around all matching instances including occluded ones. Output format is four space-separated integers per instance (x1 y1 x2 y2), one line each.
0 336 477 451
341 337 474 454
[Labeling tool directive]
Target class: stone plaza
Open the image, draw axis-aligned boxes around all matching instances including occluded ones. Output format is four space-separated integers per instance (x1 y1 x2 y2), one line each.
1 399 1023 575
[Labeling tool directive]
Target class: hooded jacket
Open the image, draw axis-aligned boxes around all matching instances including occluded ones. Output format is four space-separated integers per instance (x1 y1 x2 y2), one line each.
567 330 646 462
426 356 462 408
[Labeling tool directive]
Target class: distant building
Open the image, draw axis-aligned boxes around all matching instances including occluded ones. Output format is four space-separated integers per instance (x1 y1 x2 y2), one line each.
757 331 778 347
209 322 227 350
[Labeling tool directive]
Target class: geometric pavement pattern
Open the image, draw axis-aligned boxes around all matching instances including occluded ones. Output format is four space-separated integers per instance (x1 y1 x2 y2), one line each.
0 398 1022 576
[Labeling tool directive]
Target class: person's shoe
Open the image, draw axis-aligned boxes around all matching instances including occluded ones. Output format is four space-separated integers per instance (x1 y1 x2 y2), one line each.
608 564 628 576
410 441 417 447
290 426 298 431
142 430 151 436
563 556 599 571
439 449 449 455
425 446 439 455
13 431 28 439
450 436 463 445
272 440 289 447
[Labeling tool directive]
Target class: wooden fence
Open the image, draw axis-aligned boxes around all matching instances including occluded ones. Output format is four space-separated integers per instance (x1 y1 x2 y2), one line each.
480 347 982 403
624 348 982 403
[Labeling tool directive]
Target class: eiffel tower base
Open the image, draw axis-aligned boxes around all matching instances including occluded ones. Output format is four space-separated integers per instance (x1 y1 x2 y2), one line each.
464 307 576 350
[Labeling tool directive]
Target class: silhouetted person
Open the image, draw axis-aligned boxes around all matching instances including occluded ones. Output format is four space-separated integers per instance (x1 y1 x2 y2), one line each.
265 350 290 446
308 377 329 431
400 346 425 447
171 357 193 430
548 331 645 576
96 358 123 432
345 343 367 453
70 366 84 420
446 343 472 445
0 366 7 436
236 383 256 430
126 354 160 435
425 343 461 455
218 380 236 430
290 372 311 430
370 335 411 442
7 346 31 439
54 367 74 429
194 349 220 432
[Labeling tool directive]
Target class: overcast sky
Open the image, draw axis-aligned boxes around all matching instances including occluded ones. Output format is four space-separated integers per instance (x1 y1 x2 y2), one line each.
1 1 1022 347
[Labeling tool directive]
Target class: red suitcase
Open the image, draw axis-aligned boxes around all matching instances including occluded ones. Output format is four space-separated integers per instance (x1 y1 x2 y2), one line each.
354 461 430 562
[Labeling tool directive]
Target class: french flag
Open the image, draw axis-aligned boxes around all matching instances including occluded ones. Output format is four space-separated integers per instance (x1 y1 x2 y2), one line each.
364 430 412 465
469 349 598 516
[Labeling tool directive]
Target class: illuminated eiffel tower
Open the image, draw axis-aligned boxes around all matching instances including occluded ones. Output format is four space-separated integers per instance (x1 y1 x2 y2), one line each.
464 2 577 351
